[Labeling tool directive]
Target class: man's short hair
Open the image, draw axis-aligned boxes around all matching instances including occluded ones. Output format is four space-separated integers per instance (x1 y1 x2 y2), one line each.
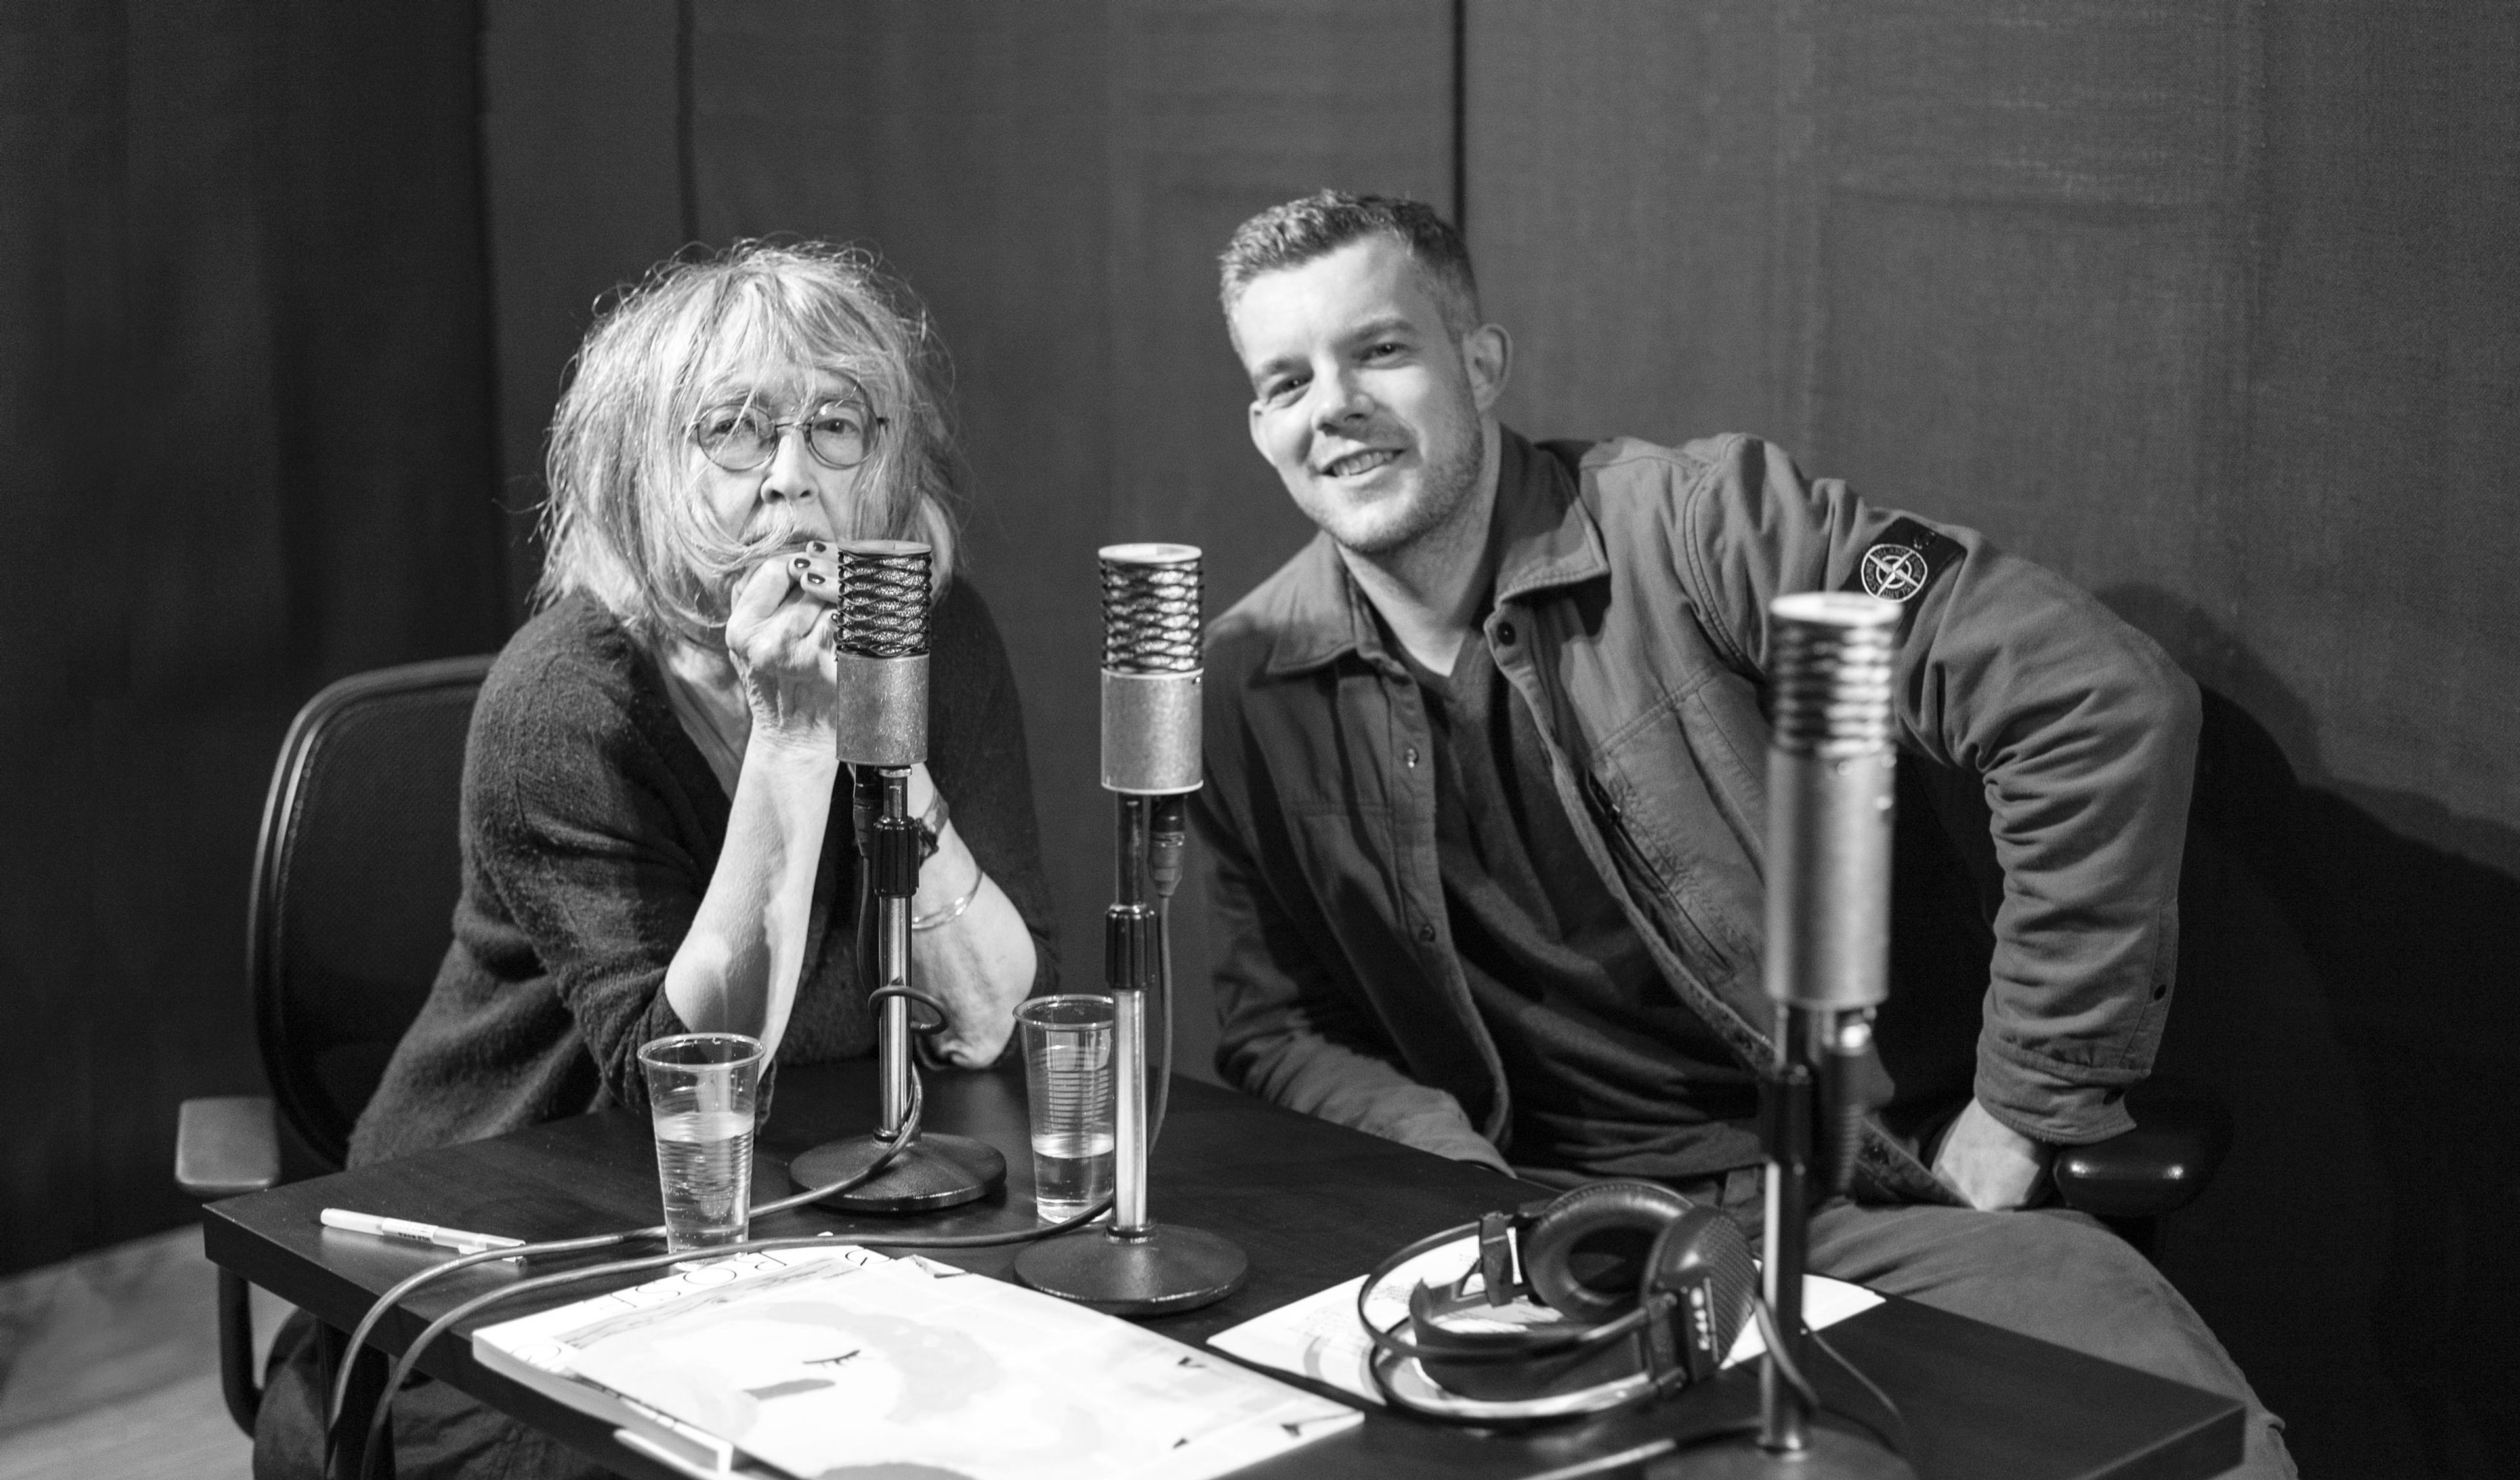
1217 191 1481 339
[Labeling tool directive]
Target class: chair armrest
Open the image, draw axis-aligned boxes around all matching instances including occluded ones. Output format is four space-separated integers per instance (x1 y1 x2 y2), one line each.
2051 1077 2233 1219
177 1095 281 1199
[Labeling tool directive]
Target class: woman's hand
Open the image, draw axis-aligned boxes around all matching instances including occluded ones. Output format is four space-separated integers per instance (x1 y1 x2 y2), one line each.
725 541 841 748
714 546 1036 1066
665 541 844 1049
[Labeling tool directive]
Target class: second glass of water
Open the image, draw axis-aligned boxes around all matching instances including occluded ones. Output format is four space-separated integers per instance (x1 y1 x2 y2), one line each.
1017 995 1115 1222
637 1031 765 1252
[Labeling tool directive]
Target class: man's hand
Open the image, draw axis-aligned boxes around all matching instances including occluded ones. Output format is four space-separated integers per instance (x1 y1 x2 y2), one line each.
1932 1098 2053 1210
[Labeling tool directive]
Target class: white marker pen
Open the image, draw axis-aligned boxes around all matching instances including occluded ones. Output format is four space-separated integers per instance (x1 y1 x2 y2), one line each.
320 1208 526 1258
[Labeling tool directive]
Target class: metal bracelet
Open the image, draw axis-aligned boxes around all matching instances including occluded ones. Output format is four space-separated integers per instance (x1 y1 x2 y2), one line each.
910 873 980 932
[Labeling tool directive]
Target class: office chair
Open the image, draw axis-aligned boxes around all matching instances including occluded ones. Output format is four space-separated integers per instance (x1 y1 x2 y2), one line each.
174 654 494 1438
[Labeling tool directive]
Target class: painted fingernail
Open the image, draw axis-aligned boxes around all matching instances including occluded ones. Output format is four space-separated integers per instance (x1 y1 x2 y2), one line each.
807 573 825 585
808 541 828 552
792 556 810 569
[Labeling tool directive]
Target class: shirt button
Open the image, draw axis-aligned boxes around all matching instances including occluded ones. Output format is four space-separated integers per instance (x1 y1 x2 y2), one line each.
1404 745 1420 768
1418 923 1437 943
1496 621 1517 646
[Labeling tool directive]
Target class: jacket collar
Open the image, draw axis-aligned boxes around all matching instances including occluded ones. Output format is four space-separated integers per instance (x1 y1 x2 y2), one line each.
1262 428 1610 677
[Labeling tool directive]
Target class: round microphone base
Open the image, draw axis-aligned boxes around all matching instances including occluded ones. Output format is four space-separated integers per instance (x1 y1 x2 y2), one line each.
788 1132 1006 1214
1664 1425 1917 1480
1013 1222 1248 1315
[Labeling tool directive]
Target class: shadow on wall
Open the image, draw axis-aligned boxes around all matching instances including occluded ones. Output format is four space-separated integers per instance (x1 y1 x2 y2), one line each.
2103 583 2519 1480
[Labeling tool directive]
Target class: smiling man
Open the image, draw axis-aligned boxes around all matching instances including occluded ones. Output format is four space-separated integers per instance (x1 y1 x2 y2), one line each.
1194 192 2292 1475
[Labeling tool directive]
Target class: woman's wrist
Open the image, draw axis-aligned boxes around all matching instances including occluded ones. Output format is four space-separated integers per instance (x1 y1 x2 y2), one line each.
913 826 983 918
742 719 841 772
912 877 980 932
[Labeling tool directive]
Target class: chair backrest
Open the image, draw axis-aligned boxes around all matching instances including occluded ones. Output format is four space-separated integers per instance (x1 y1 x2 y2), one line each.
248 655 495 1169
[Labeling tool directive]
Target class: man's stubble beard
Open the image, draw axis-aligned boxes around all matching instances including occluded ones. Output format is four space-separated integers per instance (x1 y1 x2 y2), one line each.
1333 413 1486 562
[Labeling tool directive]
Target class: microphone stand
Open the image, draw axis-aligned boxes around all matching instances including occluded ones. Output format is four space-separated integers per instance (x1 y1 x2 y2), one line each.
1016 544 1246 1314
1688 593 1912 1480
789 540 1006 1212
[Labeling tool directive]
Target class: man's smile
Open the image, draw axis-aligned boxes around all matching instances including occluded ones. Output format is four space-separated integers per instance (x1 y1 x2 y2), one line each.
1317 447 1404 479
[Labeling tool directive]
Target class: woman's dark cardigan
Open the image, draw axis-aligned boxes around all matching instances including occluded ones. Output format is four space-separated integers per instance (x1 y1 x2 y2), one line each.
348 583 1057 1167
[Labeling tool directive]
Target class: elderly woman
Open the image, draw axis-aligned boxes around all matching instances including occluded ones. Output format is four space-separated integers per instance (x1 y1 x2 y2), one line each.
256 242 1054 1478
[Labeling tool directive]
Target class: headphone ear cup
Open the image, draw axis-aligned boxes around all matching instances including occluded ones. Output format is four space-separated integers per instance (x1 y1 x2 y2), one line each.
1521 1181 1700 1324
1643 1206 1758 1382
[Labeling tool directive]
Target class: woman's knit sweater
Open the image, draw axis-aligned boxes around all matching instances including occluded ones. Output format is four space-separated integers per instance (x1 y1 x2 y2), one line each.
348 583 1057 1166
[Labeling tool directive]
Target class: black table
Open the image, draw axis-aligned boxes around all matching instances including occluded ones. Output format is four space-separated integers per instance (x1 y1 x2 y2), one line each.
203 1062 2242 1479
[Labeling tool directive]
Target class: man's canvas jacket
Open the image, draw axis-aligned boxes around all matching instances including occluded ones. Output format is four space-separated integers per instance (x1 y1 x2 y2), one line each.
1191 430 2200 1204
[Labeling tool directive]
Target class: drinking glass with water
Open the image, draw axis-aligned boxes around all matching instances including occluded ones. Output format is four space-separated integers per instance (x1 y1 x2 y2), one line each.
1017 997 1116 1221
637 1032 765 1252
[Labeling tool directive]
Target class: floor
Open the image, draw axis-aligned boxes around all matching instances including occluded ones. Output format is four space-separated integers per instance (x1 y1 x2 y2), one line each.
0 1227 289 1480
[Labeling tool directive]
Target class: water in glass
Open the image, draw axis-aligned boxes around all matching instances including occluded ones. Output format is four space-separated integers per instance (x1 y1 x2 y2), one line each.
651 1102 754 1249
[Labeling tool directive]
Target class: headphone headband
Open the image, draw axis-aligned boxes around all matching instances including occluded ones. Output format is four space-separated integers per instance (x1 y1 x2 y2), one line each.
1352 1182 1755 1424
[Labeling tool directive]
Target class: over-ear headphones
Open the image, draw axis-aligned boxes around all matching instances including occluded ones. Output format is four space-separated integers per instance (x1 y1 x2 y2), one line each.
1358 1181 1757 1423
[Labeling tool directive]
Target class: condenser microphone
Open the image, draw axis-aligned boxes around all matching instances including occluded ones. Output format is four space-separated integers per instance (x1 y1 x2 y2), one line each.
1097 543 1204 795
788 538 1007 1214
1015 543 1245 1315
829 539 931 769
1763 592 1900 1018
1766 592 1901 1204
1725 590 1913 1478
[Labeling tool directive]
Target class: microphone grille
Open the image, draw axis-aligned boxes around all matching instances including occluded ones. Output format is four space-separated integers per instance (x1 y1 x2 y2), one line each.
1099 543 1202 675
833 540 931 659
1767 592 1899 756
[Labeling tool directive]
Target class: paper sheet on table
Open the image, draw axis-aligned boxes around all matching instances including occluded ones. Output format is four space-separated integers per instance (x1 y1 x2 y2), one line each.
1206 1233 1883 1406
476 1244 1358 1480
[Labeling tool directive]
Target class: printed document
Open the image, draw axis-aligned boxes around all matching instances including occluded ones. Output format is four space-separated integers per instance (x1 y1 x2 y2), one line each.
474 1243 1358 1479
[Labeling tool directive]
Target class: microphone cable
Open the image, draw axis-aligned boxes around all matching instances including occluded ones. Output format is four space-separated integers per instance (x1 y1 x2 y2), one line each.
350 1197 1118 1480
1146 802 1188 1149
323 985 1118 1477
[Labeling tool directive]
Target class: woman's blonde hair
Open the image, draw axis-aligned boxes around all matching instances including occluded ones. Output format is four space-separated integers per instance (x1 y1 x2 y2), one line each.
536 241 962 646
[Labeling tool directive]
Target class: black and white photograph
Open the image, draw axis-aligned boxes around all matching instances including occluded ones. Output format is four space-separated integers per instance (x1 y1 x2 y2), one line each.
2 5 2512 1479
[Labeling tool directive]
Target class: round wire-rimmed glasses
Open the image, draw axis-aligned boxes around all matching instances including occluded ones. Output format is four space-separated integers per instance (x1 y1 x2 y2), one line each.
690 398 887 471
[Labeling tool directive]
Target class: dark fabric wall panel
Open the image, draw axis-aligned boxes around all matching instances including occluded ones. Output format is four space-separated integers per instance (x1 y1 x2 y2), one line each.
1101 0 1456 1075
1463 1 1801 446
1104 0 1456 610
1465 2 2513 1471
478 0 686 621
2238 14 2520 1470
2245 3 2520 843
1 2 507 1275
1807 5 2254 658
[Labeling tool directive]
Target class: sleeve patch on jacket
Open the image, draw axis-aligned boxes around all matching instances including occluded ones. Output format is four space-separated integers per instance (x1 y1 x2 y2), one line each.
1845 518 1964 604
